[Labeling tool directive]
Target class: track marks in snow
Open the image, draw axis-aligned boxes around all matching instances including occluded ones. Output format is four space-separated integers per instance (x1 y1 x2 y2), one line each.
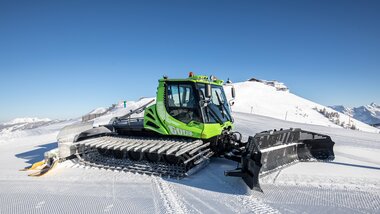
35 201 45 209
104 204 114 212
177 189 220 214
152 177 187 214
0 179 156 214
261 172 380 192
261 184 380 213
270 169 282 184
206 169 280 214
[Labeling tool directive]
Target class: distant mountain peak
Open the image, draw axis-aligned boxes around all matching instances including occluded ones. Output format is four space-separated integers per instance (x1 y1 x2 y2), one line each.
2 117 51 126
330 103 380 126
369 102 378 108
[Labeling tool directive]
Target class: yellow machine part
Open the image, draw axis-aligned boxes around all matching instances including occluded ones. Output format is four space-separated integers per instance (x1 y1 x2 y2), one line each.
19 160 45 171
20 159 58 177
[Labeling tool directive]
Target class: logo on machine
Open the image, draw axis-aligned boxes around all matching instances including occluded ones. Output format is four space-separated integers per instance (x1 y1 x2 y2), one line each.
168 126 193 136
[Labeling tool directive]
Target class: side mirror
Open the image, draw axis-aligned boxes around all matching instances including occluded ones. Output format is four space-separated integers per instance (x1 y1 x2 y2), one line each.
205 84 212 98
231 87 236 98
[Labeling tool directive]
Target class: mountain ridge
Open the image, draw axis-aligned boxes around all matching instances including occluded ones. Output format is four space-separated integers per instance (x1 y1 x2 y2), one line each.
330 103 380 127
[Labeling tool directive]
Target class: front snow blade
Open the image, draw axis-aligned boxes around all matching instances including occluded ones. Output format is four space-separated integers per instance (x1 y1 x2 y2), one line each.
224 137 263 191
225 128 335 191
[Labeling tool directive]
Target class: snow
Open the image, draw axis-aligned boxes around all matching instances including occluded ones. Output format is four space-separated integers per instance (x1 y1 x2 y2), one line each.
224 81 380 133
2 117 51 125
247 77 289 92
92 98 155 127
88 107 109 115
0 119 78 144
0 112 379 213
0 117 77 143
331 102 380 126
1 79 379 213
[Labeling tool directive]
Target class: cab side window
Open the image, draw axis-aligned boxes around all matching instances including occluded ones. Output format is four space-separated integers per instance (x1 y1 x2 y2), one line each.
167 84 196 108
166 83 201 123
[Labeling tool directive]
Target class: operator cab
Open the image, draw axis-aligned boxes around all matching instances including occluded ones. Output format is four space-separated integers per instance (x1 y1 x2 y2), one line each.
165 79 232 125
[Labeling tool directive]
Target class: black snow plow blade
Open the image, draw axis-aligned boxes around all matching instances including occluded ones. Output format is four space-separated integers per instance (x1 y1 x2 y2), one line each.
225 128 335 191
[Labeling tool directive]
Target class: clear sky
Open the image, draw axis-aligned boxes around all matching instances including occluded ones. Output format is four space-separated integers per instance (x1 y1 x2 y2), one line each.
0 0 379 122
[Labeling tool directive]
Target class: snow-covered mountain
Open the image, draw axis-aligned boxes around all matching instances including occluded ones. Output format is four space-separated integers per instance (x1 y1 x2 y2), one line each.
88 107 109 115
0 117 53 133
0 117 73 142
224 80 380 133
2 117 51 125
330 103 380 127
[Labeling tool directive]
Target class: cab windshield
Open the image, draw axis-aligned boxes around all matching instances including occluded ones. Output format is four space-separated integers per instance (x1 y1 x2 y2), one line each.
197 83 232 123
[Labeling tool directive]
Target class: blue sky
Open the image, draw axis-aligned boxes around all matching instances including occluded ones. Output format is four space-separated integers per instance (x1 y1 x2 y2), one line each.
0 0 379 122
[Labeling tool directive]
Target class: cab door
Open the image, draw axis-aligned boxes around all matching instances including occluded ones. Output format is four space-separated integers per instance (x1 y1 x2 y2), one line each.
164 82 204 138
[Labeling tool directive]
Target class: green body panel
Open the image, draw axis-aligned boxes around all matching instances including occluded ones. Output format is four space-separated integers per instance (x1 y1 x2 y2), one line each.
143 105 169 135
143 74 232 140
201 122 233 139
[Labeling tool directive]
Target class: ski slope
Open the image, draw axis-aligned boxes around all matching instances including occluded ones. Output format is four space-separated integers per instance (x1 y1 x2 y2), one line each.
0 112 379 213
224 81 379 133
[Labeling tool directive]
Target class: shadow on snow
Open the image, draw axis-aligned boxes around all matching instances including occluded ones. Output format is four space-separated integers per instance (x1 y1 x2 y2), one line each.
168 158 380 195
168 158 255 195
15 142 58 164
328 161 380 170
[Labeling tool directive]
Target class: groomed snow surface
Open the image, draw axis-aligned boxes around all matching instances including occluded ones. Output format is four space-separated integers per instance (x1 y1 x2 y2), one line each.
1 112 379 214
